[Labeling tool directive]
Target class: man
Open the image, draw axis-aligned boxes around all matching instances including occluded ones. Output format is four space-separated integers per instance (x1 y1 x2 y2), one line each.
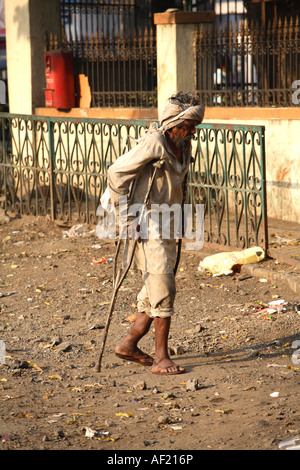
107 92 204 375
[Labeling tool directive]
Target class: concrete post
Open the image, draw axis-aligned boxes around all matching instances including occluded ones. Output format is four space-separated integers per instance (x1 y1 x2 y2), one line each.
5 0 61 115
154 10 215 121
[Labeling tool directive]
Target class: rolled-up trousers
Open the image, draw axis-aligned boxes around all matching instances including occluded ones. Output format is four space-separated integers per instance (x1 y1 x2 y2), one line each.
136 272 176 319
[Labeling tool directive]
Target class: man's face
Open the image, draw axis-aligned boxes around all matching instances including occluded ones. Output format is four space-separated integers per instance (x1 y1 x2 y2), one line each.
169 119 198 145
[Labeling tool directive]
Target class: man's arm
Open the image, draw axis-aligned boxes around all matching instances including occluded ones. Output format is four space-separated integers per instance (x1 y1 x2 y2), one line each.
107 138 163 206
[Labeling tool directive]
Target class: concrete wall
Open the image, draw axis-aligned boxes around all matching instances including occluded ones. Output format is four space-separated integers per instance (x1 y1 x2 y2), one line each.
204 109 300 224
5 0 61 114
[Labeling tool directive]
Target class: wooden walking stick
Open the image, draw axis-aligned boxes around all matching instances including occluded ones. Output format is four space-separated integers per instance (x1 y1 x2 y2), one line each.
174 170 189 276
96 161 162 372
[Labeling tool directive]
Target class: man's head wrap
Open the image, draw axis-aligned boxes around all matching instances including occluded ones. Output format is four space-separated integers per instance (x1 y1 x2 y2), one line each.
160 96 205 131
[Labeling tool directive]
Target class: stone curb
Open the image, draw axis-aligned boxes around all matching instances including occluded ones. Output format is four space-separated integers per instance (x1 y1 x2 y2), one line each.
241 264 300 296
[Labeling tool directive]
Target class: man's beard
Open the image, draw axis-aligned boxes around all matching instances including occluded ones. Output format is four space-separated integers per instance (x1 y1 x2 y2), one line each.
173 134 194 153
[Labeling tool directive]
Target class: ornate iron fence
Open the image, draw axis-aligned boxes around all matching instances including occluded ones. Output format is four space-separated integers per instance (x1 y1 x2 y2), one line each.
191 123 267 250
195 16 300 107
0 114 268 250
56 2 299 109
0 114 151 224
45 26 157 108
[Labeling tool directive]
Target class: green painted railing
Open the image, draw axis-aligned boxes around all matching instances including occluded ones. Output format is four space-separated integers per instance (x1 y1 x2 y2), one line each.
0 113 267 250
191 123 268 251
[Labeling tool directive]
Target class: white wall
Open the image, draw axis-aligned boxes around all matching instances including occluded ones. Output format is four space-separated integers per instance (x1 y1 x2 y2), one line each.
205 117 300 223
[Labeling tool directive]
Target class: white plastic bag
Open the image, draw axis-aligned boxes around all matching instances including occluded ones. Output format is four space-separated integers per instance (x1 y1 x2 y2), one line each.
199 246 265 276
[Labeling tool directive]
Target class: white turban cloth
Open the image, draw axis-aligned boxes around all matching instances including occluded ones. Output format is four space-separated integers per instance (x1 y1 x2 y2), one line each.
160 98 205 131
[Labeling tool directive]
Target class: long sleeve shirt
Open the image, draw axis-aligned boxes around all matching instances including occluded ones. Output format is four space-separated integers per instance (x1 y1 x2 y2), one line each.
107 128 191 274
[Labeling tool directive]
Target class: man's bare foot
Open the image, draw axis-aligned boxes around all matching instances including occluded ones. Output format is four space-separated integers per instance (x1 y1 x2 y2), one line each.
152 358 185 375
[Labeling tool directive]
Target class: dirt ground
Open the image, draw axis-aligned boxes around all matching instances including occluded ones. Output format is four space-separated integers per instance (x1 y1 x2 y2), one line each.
0 214 299 451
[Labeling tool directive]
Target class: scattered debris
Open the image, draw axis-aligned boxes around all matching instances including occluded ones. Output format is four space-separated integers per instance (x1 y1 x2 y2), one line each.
115 412 133 418
63 224 94 238
92 257 107 264
84 427 110 439
245 299 287 316
271 234 300 247
88 323 105 330
158 415 170 425
124 313 137 323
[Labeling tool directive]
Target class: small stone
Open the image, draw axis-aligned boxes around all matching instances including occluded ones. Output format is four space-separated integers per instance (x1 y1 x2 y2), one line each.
55 342 72 353
170 345 185 355
186 378 201 391
249 350 260 357
11 369 21 377
144 439 158 446
133 380 147 391
158 415 170 424
55 430 65 439
50 336 62 347
104 362 119 369
185 325 202 335
12 360 28 370
161 392 176 400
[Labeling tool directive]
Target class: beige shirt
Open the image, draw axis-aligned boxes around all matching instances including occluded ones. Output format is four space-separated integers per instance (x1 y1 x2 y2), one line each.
107 128 191 274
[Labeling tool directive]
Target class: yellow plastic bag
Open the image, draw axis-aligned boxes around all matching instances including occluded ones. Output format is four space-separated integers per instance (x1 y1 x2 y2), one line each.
199 246 265 276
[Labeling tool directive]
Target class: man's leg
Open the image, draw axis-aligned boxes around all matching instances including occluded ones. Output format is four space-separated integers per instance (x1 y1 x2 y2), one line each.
115 312 154 365
152 316 185 375
143 273 185 375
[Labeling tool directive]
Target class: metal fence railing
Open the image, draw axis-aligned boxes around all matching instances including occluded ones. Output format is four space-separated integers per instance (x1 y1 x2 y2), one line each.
195 16 300 107
191 123 267 250
45 26 157 108
0 114 268 250
55 2 300 109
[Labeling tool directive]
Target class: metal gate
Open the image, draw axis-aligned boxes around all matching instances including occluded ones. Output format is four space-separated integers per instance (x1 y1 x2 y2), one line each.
0 114 268 250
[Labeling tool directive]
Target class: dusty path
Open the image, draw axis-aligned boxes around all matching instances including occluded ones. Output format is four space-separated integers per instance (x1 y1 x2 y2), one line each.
0 215 299 450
